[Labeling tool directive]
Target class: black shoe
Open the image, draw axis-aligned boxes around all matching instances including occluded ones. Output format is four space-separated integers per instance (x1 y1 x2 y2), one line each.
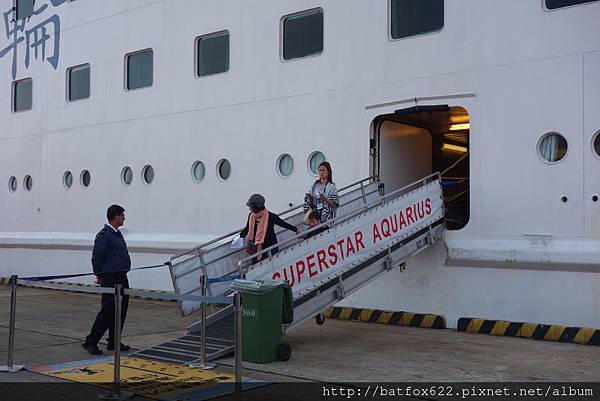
106 343 131 351
81 342 103 355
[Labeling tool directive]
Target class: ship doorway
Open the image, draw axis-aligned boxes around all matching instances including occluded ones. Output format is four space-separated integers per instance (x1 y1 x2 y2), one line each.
371 105 470 230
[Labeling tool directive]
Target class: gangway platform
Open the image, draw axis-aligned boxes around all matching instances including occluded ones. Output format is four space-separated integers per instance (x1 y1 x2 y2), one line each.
134 174 445 364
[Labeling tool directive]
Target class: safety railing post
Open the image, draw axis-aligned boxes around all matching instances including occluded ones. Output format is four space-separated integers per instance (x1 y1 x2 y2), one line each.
360 181 367 211
0 275 24 373
99 284 133 400
234 291 242 401
189 275 215 369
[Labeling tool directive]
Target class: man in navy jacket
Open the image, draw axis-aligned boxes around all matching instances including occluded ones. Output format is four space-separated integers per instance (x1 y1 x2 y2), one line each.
82 205 131 355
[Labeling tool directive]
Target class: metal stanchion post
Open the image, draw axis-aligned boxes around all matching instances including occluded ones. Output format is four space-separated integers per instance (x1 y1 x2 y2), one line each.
0 275 25 373
99 284 133 400
190 275 215 369
234 291 242 401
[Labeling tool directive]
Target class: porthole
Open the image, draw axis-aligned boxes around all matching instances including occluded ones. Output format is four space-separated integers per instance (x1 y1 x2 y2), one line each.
80 170 91 188
121 166 133 186
23 175 32 191
308 151 326 176
538 132 568 163
63 171 73 189
277 154 294 178
191 161 205 182
592 130 600 159
217 159 231 181
142 165 154 185
8 176 17 192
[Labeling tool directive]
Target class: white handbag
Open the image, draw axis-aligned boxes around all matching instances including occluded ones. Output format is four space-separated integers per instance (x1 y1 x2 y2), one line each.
230 234 245 250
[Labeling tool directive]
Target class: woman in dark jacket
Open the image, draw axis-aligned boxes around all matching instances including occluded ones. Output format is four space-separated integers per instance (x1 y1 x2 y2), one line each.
240 193 298 261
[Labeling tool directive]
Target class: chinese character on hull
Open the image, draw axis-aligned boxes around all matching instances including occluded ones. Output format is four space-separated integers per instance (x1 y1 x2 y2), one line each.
0 0 67 79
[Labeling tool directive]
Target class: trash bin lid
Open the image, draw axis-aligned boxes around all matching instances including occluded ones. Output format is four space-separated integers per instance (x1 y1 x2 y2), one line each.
231 279 286 295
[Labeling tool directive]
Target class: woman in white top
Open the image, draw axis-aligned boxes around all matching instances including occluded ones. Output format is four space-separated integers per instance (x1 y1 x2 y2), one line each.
303 161 339 224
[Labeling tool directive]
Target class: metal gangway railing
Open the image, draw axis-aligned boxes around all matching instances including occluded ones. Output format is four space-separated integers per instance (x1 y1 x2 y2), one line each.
242 172 445 330
134 174 445 364
168 176 383 316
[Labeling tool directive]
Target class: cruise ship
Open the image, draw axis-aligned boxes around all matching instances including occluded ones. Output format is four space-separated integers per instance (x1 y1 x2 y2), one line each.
1 0 599 330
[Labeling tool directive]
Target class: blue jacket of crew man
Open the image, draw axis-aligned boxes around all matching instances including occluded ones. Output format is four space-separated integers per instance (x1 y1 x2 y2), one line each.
91 224 131 276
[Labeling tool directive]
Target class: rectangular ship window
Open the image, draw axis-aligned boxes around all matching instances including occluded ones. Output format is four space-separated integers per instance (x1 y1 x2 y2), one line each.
12 78 32 112
196 31 229 77
282 9 323 60
126 49 153 90
16 0 35 19
390 0 444 39
67 64 90 101
545 0 598 9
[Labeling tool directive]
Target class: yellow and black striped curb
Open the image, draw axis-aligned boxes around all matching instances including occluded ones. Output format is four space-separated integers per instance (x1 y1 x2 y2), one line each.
0 276 13 286
457 318 600 346
324 307 446 329
18 280 177 302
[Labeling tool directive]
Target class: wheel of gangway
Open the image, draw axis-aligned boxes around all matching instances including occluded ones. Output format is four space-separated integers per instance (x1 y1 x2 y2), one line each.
315 313 325 325
277 342 292 361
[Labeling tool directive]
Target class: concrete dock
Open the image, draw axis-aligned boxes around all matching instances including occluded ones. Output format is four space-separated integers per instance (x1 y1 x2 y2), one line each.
1 286 599 400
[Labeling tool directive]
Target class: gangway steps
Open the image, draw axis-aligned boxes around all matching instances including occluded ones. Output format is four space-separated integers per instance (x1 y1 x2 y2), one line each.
133 313 235 364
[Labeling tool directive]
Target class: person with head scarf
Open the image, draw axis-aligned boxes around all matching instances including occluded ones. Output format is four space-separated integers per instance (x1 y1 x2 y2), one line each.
240 193 298 261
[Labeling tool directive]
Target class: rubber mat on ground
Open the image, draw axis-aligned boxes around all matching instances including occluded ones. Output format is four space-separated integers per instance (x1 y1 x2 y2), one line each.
29 356 267 400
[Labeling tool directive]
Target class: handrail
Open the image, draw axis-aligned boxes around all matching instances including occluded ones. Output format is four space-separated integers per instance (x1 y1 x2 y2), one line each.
238 172 441 267
170 175 377 261
172 186 382 281
441 152 469 176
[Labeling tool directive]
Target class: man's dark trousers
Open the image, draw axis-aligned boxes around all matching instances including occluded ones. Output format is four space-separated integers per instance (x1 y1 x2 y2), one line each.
85 272 129 345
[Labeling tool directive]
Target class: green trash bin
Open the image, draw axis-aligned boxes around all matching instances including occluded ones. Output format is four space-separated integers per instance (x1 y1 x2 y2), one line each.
231 279 293 363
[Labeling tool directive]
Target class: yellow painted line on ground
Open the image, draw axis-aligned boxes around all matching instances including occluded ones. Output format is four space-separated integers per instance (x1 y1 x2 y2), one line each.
37 357 238 400
489 321 510 336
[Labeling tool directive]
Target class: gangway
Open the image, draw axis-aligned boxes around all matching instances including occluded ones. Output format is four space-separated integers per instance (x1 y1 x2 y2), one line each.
169 177 382 315
134 174 445 364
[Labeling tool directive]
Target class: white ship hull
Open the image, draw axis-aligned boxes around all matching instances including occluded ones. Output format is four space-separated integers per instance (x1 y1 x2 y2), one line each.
1 0 599 329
